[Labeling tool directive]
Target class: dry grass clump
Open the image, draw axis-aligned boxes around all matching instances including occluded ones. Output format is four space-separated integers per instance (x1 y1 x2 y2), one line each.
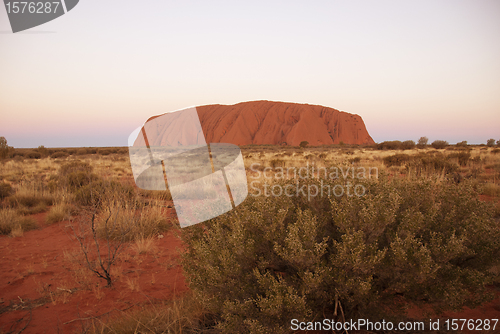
95 202 171 242
7 191 54 209
0 208 38 236
6 186 54 215
45 202 76 224
88 294 209 334
131 236 158 255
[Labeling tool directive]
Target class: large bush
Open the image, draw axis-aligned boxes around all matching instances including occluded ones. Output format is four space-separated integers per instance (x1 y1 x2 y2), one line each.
401 140 416 150
181 177 500 333
431 140 448 149
376 140 402 150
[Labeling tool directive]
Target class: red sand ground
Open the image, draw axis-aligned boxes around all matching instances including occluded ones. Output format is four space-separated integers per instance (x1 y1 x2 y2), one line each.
1 206 499 334
0 210 187 334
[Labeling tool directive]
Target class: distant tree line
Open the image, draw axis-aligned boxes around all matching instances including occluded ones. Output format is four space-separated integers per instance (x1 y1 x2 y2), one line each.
377 137 500 150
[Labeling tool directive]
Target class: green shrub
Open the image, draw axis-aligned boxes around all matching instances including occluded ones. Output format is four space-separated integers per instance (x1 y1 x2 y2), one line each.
182 177 500 332
0 182 13 199
431 140 448 149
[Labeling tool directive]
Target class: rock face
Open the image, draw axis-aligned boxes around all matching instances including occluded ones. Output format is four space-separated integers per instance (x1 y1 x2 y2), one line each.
196 100 374 146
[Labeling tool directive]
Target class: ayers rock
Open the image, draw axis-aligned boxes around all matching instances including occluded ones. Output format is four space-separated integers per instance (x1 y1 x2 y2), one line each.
196 100 374 146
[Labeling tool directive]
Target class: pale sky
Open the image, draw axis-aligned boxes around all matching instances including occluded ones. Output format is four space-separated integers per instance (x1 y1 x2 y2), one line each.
1 0 499 147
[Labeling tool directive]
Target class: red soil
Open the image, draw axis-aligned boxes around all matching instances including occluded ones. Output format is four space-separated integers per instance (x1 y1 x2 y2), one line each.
0 211 187 334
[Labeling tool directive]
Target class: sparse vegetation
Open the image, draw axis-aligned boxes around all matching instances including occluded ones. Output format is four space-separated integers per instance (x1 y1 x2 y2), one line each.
1 143 499 332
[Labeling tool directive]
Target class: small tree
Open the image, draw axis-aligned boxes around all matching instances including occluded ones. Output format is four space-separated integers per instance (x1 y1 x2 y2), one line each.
497 139 500 147
38 145 49 158
487 139 495 147
299 141 309 148
456 141 467 147
70 208 131 287
417 137 428 149
431 140 448 149
0 137 11 159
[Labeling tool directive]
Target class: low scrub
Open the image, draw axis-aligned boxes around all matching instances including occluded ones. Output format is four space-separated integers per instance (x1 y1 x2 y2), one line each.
0 208 38 236
182 176 500 333
46 203 75 224
7 192 54 210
